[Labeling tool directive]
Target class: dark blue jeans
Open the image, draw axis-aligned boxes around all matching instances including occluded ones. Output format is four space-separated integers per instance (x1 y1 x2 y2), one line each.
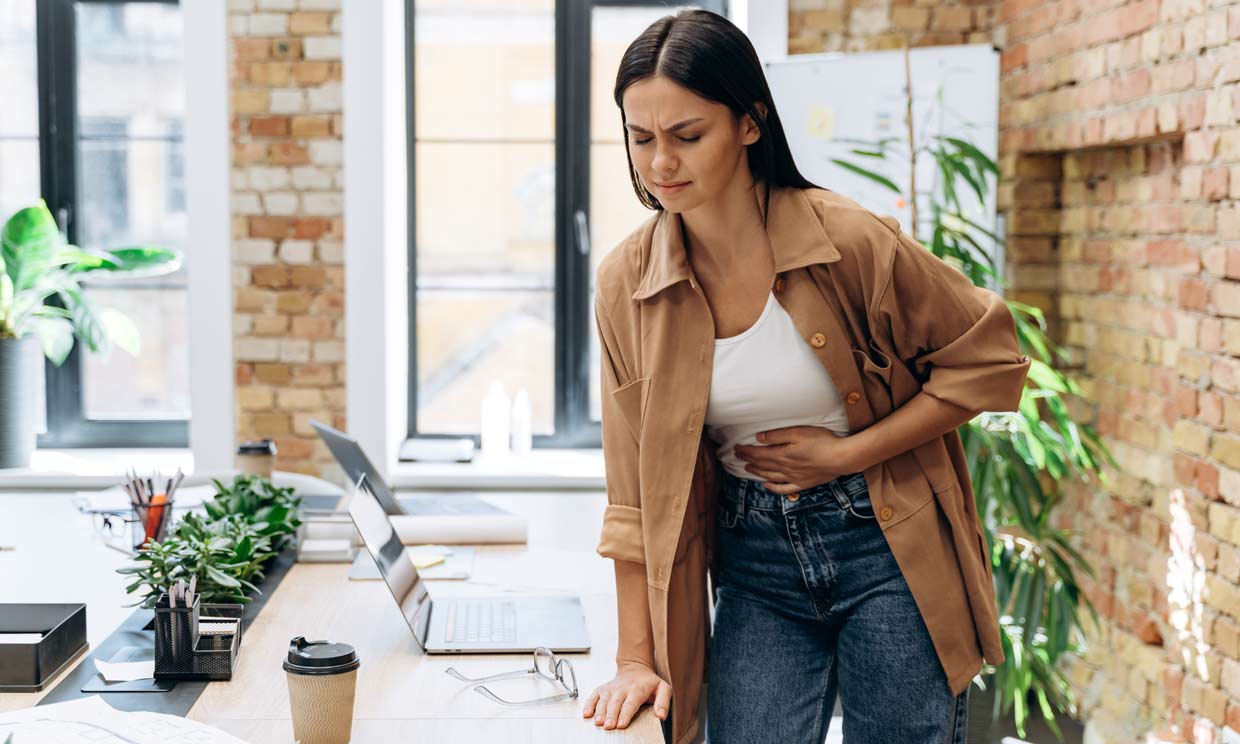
705 468 969 743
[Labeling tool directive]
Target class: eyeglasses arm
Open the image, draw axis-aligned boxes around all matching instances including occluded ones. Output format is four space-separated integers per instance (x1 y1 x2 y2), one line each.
444 667 535 684
473 686 578 707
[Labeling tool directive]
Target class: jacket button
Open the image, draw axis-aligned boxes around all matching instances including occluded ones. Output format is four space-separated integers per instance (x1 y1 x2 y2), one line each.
846 391 862 404
879 506 893 521
774 276 787 293
810 332 826 348
786 492 800 502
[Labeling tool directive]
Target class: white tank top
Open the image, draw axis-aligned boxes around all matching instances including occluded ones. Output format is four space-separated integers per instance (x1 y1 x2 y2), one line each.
704 291 851 481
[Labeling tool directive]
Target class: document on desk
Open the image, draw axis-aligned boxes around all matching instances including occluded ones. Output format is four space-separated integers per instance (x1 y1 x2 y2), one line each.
94 657 155 682
0 695 247 743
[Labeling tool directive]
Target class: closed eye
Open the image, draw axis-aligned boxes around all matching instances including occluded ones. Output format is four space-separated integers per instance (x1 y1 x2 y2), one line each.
633 136 700 146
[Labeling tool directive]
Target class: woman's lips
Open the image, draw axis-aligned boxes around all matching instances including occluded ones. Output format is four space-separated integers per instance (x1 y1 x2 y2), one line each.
656 181 690 194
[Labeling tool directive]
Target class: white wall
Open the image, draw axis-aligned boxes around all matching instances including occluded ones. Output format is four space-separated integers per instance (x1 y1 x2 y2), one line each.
183 0 233 473
731 0 787 62
343 0 410 482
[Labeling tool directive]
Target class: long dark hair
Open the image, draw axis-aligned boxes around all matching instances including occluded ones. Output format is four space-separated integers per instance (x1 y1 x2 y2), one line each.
613 9 821 222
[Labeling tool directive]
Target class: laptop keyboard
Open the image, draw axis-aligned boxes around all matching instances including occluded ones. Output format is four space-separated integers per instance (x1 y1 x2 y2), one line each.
443 599 518 644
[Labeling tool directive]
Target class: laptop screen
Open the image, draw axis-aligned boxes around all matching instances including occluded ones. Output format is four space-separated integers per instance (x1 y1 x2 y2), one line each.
312 420 404 515
346 476 431 646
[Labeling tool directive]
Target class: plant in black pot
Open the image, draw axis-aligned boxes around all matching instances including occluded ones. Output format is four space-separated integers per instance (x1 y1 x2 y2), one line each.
0 200 181 468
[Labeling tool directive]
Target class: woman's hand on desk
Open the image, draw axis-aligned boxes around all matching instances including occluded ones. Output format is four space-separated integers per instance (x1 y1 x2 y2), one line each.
581 660 671 731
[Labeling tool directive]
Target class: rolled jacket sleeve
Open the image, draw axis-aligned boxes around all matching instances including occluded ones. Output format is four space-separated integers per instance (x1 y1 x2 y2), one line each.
875 227 1031 416
594 294 646 565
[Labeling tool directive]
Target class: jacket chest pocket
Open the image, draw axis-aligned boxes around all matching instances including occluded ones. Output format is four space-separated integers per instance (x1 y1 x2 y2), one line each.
850 337 894 416
611 376 650 442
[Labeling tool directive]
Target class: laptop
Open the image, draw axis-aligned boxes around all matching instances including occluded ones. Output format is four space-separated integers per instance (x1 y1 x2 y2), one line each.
346 474 591 654
312 420 505 518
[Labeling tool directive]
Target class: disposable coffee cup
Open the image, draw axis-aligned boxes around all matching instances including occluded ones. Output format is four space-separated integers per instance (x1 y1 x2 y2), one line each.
284 636 360 744
236 438 277 479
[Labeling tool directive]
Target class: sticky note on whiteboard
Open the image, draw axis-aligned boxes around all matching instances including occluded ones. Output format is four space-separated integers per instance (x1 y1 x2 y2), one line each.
807 106 836 140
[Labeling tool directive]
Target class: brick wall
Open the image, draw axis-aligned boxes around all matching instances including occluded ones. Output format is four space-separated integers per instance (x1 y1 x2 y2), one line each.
788 0 994 54
793 0 1240 741
228 0 345 480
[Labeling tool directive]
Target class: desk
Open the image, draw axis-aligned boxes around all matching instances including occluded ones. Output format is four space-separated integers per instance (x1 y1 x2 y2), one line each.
0 491 662 743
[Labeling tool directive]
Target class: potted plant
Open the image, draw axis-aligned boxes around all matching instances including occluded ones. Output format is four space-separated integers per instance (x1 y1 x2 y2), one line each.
118 475 304 608
0 199 181 468
829 48 1114 741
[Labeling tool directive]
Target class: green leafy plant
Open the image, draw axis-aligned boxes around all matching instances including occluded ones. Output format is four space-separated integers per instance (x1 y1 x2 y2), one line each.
118 475 303 608
0 199 181 365
830 49 1116 741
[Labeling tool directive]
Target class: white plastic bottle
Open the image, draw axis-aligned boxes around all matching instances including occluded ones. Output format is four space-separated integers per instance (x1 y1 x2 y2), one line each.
480 381 511 461
510 388 532 457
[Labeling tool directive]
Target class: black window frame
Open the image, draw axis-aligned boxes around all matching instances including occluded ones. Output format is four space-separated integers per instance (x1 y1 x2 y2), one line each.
404 0 726 449
35 0 188 449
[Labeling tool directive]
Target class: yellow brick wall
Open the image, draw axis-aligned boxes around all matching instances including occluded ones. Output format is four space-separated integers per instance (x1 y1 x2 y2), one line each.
788 0 994 54
229 0 345 480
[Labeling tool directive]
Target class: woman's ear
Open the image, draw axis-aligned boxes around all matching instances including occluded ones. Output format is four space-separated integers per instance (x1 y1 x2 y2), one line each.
742 103 766 146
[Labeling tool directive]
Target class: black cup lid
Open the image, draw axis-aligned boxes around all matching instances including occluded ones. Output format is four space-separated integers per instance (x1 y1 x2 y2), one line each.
283 636 359 675
237 439 277 456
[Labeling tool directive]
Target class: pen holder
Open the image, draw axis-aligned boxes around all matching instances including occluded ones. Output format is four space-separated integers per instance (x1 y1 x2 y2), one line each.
153 593 239 681
130 501 174 552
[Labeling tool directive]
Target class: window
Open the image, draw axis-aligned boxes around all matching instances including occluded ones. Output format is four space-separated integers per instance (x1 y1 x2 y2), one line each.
406 0 725 448
20 0 190 448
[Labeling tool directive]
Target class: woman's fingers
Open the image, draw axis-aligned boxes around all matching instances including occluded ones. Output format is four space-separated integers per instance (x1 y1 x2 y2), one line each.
653 680 673 720
593 690 611 725
603 688 627 729
615 689 646 729
581 688 600 718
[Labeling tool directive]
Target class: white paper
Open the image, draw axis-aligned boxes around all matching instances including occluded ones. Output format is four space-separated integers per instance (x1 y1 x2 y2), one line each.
94 657 155 682
389 514 527 545
0 695 248 743
0 634 44 644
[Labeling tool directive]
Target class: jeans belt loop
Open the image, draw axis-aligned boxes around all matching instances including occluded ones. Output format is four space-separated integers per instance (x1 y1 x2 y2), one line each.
736 482 747 520
829 478 851 510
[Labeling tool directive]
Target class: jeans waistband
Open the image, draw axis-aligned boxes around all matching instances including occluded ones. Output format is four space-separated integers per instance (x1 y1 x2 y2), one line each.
719 467 869 514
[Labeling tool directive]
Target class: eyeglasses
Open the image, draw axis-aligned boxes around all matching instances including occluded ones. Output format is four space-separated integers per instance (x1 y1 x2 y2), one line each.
445 646 578 706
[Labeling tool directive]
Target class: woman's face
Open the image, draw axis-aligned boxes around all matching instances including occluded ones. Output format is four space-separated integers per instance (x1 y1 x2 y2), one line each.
621 75 761 212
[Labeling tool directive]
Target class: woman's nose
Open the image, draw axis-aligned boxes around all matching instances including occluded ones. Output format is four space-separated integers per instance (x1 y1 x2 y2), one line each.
651 145 677 174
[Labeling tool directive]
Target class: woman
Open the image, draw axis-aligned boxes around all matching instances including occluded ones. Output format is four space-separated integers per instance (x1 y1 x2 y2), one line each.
582 10 1029 744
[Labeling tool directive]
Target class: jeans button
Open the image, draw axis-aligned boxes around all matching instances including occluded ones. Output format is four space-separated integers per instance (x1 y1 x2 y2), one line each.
786 492 800 502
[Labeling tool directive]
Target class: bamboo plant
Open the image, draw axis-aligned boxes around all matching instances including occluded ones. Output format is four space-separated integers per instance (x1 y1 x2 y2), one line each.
829 50 1117 740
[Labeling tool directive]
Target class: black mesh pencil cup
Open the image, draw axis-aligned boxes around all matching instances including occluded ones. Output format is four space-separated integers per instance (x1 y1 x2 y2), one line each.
153 592 240 680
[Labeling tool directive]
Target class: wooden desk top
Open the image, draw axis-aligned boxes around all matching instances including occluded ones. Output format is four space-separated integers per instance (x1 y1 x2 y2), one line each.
0 491 662 743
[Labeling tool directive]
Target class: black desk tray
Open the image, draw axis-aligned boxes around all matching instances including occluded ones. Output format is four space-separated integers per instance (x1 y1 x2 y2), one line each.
0 603 88 692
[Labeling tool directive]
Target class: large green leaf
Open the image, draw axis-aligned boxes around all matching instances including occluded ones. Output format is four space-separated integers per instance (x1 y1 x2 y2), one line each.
71 246 182 278
100 307 142 356
1 201 64 294
29 315 74 366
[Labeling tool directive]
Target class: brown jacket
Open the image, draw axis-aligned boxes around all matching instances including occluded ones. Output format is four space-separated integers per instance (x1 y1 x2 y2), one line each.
593 182 1031 744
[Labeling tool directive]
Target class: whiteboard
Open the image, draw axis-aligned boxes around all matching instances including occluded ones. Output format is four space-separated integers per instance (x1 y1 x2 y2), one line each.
764 44 1002 287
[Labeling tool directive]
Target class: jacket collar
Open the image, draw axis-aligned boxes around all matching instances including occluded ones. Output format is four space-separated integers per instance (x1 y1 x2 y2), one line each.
631 181 841 301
